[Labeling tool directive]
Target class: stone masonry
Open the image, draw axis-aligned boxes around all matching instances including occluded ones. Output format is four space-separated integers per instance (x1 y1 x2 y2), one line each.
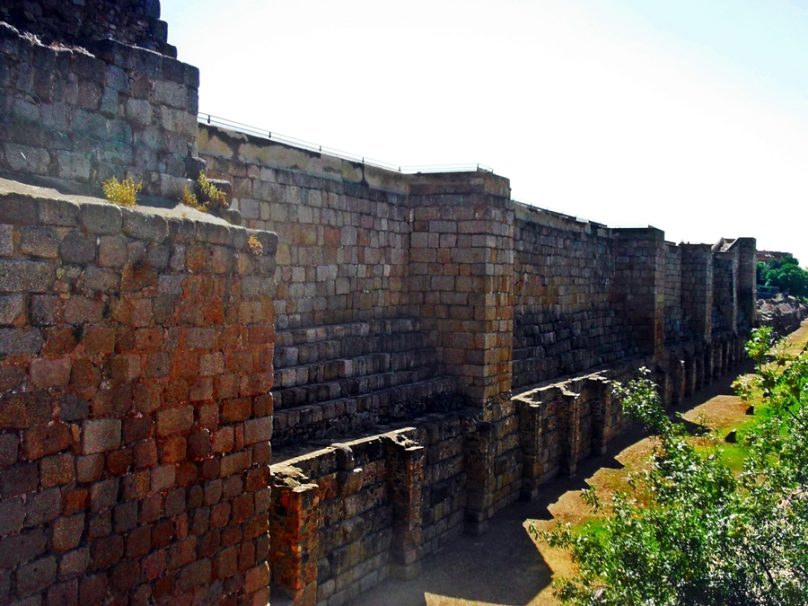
0 2 760 606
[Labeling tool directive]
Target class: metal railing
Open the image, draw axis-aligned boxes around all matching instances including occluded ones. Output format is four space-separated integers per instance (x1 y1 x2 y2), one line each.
198 112 493 175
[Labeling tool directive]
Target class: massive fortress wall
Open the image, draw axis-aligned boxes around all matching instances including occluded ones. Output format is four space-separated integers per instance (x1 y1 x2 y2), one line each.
197 126 756 603
0 2 757 605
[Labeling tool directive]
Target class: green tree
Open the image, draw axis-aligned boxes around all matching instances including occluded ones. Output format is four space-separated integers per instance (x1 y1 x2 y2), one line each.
542 327 808 605
758 255 808 298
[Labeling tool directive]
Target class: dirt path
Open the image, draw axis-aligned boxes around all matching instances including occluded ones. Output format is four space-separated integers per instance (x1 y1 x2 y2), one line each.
353 322 808 606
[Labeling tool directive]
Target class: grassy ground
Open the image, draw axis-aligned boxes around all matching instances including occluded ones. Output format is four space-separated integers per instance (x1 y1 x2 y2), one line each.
526 321 808 605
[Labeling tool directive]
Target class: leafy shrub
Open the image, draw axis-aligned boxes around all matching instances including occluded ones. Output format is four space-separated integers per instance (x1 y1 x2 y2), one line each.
101 176 141 207
541 329 808 605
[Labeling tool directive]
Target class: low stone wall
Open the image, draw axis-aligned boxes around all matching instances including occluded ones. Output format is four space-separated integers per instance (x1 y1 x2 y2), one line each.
0 184 277 605
0 22 198 198
267 338 750 606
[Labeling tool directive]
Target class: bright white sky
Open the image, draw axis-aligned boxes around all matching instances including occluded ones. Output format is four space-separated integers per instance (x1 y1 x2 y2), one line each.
162 0 808 264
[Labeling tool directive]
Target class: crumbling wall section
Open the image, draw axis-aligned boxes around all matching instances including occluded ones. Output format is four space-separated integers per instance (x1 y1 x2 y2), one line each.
0 187 277 605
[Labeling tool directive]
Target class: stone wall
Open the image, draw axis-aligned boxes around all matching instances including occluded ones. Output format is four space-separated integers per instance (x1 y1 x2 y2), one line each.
664 243 683 343
198 125 411 330
0 23 198 198
0 184 277 605
512 204 633 388
0 0 173 55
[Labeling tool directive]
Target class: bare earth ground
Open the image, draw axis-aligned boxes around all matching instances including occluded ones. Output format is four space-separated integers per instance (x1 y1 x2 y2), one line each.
353 320 808 606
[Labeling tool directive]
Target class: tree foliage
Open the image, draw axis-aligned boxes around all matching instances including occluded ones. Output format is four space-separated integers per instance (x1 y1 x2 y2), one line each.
758 255 808 299
542 327 808 605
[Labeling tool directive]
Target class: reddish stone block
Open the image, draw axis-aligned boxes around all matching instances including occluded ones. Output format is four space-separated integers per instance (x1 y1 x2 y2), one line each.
175 462 199 487
105 448 132 475
126 525 152 558
140 494 163 524
151 464 175 493
163 378 190 406
52 513 85 553
231 494 254 524
79 574 108 604
142 550 166 581
152 520 174 549
210 502 230 529
81 419 121 455
197 529 221 558
16 555 57 597
252 441 271 466
76 454 104 483
59 547 89 578
245 466 269 493
214 374 240 399
91 535 123 570
26 486 61 526
170 350 199 380
168 536 197 569
62 488 89 515
245 562 269 594
221 525 242 547
82 326 116 355
201 458 220 480
215 546 238 580
0 392 50 429
178 558 211 591
69 359 101 390
133 327 163 351
23 422 71 460
220 451 250 477
144 352 171 378
134 439 158 469
46 578 79 606
110 559 140 593
109 354 141 383
243 515 268 541
239 372 273 397
189 376 213 401
243 417 272 445
222 399 251 423
42 328 78 356
89 478 118 512
187 429 211 460
238 541 256 571
198 403 219 430
91 385 132 418
161 435 187 464
30 357 72 389
165 487 186 517
122 470 150 501
133 382 162 414
123 415 153 444
152 574 175 600
40 452 75 487
157 406 194 437
211 427 234 453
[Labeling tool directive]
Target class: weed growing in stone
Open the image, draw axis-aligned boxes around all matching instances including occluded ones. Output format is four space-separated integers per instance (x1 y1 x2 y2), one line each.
101 176 141 207
247 234 264 256
180 172 228 216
